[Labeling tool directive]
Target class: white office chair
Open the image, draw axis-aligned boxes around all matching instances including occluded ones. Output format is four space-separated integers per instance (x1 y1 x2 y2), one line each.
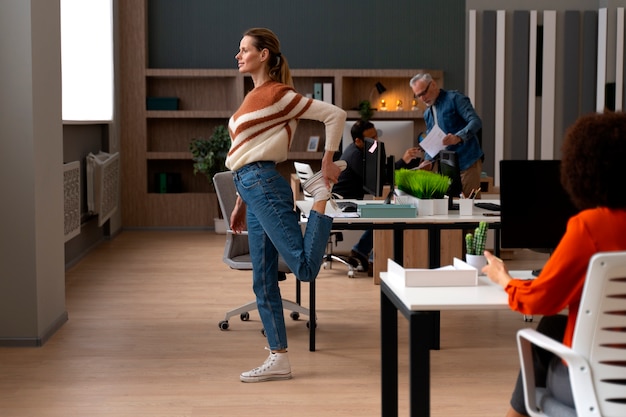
212 171 313 331
294 161 315 200
516 251 626 417
293 162 356 277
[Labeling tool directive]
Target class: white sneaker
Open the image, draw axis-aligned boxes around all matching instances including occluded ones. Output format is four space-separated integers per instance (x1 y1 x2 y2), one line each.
240 349 292 383
302 160 347 204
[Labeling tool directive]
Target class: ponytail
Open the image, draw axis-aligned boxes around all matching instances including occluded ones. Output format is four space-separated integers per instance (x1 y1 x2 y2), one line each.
243 27 293 87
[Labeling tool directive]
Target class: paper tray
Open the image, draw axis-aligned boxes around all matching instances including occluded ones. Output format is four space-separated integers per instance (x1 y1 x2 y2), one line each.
357 203 416 218
387 258 478 287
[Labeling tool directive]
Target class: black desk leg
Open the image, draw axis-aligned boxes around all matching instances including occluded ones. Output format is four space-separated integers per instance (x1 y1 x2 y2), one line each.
393 229 404 266
309 280 316 351
425 228 441 351
381 290 399 417
427 227 440 269
409 312 439 417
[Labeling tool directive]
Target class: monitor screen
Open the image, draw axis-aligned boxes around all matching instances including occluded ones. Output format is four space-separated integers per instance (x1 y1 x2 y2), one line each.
362 137 391 197
500 160 579 251
342 120 415 161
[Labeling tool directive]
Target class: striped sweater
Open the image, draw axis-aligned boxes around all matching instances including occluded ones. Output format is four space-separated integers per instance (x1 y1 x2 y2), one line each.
225 81 347 171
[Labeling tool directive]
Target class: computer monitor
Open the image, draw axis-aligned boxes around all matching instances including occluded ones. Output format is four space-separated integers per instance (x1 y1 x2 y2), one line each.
500 160 578 252
438 150 463 210
362 137 394 202
342 120 415 160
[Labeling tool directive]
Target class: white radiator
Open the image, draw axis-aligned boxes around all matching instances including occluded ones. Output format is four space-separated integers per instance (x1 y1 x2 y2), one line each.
86 151 120 227
63 161 81 242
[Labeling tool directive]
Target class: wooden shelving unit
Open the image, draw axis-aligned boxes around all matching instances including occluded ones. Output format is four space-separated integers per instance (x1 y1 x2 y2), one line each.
120 0 442 228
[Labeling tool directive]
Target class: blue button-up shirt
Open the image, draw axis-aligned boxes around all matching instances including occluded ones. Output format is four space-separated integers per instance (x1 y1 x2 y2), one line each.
422 89 483 171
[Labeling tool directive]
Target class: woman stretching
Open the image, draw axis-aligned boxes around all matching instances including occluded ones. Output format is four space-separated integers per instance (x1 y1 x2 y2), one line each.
225 27 347 382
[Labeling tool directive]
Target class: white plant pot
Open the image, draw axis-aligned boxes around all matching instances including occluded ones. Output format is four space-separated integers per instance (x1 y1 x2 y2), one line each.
416 198 434 216
395 190 446 216
465 254 487 274
433 198 448 215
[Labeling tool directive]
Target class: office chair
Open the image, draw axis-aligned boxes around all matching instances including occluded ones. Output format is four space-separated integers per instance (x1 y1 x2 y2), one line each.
293 162 356 277
516 251 626 417
212 171 313 331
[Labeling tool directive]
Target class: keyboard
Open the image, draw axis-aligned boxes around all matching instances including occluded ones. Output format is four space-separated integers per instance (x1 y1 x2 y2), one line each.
474 202 501 211
336 201 358 212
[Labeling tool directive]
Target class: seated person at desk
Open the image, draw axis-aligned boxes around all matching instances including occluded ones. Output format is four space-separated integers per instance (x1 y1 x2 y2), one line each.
332 119 423 275
482 111 626 417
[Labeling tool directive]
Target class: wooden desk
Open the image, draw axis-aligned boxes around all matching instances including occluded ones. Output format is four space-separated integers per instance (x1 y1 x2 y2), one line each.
380 270 533 417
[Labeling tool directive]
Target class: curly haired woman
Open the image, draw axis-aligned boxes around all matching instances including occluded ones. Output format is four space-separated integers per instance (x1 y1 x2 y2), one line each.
483 111 626 416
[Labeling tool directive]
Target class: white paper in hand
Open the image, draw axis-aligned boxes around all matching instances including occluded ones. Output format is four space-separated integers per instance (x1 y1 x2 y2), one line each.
419 124 446 158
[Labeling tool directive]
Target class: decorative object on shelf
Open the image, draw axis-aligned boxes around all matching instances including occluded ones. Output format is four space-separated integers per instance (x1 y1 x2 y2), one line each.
411 98 419 111
146 96 179 110
307 135 320 152
322 83 333 103
380 99 387 111
358 100 374 121
357 81 388 121
369 81 387 103
396 99 403 111
189 125 231 183
313 82 323 100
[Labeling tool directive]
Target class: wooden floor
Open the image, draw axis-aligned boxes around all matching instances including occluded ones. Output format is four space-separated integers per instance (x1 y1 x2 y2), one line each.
0 231 549 417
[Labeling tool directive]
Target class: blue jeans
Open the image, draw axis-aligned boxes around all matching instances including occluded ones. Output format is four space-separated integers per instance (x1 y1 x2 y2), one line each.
353 229 373 262
233 161 333 350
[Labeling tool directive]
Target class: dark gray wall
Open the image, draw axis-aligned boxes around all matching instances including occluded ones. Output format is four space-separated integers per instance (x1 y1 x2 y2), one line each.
147 0 467 90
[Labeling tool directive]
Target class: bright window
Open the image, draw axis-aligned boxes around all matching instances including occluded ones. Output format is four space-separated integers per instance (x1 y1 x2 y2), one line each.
61 0 113 122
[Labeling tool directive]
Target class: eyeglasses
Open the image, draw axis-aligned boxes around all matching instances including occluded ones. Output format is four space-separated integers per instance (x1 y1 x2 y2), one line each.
415 81 431 99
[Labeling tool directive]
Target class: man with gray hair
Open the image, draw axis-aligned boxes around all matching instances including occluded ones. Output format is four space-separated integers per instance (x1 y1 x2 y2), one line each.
410 73 484 198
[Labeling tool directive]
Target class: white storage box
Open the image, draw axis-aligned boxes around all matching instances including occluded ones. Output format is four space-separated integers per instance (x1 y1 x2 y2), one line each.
387 258 478 287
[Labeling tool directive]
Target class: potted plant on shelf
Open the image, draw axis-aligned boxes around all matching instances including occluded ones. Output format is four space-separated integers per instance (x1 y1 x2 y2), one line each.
358 100 374 121
189 125 231 233
394 169 450 215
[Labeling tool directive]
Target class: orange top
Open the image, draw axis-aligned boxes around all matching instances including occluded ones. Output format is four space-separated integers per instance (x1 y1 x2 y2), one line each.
505 207 626 347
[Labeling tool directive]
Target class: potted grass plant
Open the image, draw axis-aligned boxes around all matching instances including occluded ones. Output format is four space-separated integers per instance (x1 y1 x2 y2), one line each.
394 169 450 215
